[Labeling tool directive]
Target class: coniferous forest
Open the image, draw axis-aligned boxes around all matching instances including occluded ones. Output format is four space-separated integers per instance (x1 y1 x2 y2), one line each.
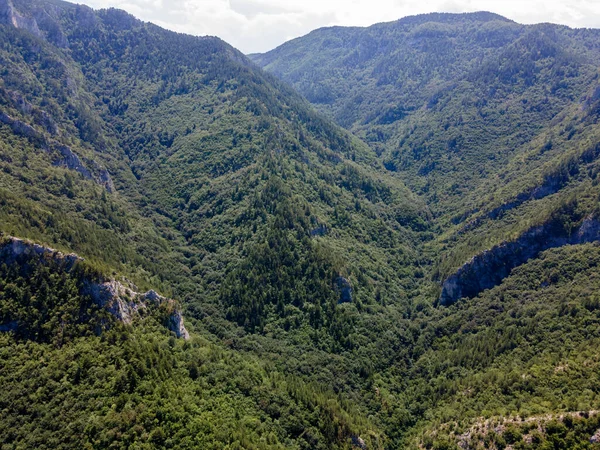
2 0 600 448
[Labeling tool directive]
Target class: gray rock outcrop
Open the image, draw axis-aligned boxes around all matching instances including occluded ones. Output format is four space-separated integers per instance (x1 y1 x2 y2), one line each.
351 435 367 449
0 236 190 339
0 0 43 37
440 215 600 305
83 281 190 339
336 276 353 303
1 236 82 268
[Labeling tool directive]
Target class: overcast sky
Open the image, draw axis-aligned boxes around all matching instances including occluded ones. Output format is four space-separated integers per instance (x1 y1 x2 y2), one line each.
76 0 600 54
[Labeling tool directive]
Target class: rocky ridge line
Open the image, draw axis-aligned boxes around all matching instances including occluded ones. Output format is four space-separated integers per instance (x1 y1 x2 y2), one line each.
440 214 600 305
1 236 190 339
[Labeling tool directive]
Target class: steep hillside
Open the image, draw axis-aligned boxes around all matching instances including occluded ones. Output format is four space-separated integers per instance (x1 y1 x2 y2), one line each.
0 0 427 447
0 235 380 449
0 0 431 340
401 243 600 448
251 15 600 209
252 12 600 293
252 13 600 448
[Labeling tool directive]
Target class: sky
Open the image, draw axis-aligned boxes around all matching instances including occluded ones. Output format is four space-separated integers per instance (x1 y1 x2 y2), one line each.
76 0 600 54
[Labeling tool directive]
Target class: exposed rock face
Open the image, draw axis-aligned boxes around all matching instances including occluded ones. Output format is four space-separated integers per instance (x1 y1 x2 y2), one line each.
96 167 115 192
0 0 68 47
336 276 353 303
351 435 367 449
83 280 146 326
0 236 190 339
165 308 191 340
0 0 43 37
0 236 82 268
0 111 42 141
54 143 94 179
591 429 600 444
440 215 600 305
0 110 114 191
53 143 115 192
83 281 190 339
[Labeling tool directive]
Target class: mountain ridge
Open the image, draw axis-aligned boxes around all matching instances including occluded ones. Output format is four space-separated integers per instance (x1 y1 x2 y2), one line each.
249 10 516 60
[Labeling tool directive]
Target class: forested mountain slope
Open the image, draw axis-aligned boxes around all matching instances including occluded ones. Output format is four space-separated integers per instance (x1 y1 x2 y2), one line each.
252 12 600 291
252 12 600 448
0 0 431 337
3 1 600 448
0 236 379 449
0 0 424 448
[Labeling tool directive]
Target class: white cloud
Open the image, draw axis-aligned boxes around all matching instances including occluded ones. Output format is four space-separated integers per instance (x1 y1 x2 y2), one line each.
76 0 600 53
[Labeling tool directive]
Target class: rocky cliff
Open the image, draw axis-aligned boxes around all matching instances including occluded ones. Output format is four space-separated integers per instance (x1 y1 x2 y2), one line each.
0 109 114 192
0 0 42 37
440 215 600 305
0 236 190 338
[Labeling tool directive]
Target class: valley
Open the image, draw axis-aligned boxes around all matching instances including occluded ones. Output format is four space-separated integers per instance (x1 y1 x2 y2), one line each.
1 1 600 448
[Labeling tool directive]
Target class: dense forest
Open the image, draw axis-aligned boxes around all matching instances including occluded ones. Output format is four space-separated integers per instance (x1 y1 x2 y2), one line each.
2 0 600 448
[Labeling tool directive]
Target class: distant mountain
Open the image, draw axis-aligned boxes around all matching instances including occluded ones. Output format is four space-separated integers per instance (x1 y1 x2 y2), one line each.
251 12 519 128
252 12 600 275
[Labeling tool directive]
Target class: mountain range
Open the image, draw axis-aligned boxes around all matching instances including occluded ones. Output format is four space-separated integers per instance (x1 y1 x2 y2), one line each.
2 0 600 448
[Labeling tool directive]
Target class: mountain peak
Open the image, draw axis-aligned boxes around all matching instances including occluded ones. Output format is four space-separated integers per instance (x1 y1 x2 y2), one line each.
393 11 513 26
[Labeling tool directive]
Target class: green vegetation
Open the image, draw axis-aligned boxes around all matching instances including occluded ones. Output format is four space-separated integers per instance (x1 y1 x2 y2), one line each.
253 13 600 272
0 240 382 449
2 1 600 448
421 412 600 449
252 12 600 447
382 243 600 447
0 237 106 344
